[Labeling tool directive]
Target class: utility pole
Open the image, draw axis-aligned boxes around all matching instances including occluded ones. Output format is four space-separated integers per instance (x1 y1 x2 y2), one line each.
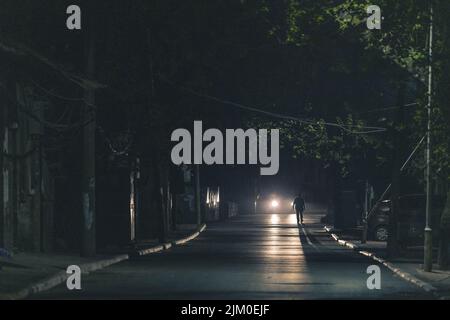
424 1 434 272
194 164 201 227
81 25 96 257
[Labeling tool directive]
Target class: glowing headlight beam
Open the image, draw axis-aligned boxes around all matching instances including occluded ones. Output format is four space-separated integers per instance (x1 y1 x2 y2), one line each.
271 200 279 208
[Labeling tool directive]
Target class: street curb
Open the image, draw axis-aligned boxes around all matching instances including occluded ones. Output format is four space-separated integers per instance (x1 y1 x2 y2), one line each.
172 223 206 246
0 224 207 300
133 223 207 256
323 226 440 298
133 244 165 256
0 254 129 300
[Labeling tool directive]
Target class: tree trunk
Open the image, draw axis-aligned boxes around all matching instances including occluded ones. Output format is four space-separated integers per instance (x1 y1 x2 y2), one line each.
81 21 96 257
0 90 5 249
194 164 201 226
332 165 343 229
438 189 450 269
153 156 168 243
387 83 405 258
162 164 170 236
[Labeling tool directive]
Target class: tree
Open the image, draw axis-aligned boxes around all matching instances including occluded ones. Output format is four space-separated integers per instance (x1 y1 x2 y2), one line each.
331 0 450 263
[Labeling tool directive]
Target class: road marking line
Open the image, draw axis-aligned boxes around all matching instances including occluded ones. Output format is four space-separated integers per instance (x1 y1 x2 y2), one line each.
300 224 319 251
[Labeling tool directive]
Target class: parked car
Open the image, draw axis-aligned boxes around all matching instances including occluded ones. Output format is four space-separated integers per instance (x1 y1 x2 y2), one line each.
368 200 390 241
368 194 446 243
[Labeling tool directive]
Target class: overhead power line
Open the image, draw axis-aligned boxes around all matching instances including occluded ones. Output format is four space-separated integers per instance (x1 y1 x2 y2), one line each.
366 133 426 221
159 76 387 134
29 78 97 110
355 102 419 115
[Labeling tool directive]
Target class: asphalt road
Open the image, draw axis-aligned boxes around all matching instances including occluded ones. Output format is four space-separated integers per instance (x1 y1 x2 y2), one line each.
33 207 432 299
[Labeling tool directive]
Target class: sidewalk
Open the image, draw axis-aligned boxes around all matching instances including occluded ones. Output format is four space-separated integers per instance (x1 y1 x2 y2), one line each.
324 226 450 299
0 224 206 300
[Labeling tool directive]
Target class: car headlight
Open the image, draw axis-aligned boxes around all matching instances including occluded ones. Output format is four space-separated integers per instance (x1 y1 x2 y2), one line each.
271 200 279 208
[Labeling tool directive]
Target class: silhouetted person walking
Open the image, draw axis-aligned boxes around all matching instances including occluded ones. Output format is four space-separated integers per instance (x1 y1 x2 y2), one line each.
293 194 305 225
